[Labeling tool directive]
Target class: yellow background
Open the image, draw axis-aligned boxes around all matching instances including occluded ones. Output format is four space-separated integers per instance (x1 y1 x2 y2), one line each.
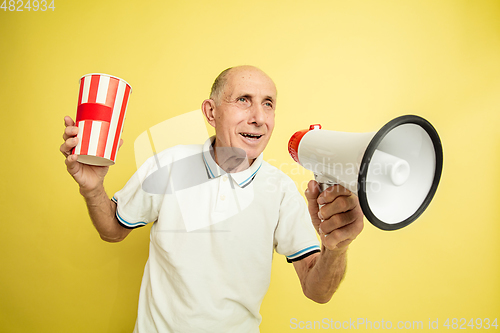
1 0 499 332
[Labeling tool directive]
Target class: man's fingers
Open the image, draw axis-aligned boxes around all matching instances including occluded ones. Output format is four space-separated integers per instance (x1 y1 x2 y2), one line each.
305 180 322 231
318 194 358 221
63 125 79 141
305 180 320 200
305 180 321 214
61 116 79 157
60 137 78 157
318 193 364 251
65 154 81 176
319 206 360 234
321 216 364 251
64 116 75 127
317 184 351 205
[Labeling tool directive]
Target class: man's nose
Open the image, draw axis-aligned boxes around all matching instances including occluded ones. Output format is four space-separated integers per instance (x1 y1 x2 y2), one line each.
248 103 265 126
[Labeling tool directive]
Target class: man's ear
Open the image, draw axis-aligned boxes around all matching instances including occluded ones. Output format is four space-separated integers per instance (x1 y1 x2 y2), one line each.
201 99 217 128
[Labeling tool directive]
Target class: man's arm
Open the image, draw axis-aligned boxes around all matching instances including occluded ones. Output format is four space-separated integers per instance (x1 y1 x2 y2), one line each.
60 116 131 242
78 185 132 243
293 181 364 303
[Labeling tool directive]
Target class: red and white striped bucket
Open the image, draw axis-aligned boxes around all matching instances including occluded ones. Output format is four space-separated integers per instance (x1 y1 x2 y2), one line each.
73 73 132 166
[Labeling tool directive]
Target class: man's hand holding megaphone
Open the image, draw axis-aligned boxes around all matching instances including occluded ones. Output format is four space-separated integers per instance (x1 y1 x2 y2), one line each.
290 116 442 302
292 180 364 303
305 180 364 252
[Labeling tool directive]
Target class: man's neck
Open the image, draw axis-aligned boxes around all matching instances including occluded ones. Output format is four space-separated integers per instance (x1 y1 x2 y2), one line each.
210 139 253 173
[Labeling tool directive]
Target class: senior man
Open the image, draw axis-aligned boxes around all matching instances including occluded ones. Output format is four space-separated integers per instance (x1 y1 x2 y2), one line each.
60 65 364 332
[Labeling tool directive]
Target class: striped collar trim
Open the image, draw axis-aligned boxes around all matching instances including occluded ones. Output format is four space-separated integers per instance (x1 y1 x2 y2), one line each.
202 136 263 188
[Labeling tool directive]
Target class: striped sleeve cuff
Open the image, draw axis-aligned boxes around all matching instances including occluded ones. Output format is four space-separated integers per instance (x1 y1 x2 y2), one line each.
286 245 321 263
112 196 148 229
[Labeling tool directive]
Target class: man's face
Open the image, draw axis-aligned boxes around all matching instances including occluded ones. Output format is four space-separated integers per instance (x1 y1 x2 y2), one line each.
212 68 276 165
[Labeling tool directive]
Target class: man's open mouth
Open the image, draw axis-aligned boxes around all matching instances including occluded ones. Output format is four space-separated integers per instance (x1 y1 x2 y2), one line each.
240 133 263 140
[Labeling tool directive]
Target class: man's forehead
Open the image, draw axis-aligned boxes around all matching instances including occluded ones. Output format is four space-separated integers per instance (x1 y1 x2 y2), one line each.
225 67 277 99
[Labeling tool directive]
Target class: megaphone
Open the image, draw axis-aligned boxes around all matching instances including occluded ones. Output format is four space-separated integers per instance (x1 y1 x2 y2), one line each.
288 115 443 231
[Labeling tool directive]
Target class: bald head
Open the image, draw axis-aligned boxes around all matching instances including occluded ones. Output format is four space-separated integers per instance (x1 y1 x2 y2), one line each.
210 66 276 105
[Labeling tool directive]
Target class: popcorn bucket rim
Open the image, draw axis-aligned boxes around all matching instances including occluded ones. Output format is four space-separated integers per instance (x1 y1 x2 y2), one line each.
79 73 133 93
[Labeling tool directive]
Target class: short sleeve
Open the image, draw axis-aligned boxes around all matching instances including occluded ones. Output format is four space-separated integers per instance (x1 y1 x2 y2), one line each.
274 178 321 263
112 155 164 229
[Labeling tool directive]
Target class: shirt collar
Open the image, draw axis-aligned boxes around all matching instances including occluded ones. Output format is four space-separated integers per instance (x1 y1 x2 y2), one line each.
202 136 263 188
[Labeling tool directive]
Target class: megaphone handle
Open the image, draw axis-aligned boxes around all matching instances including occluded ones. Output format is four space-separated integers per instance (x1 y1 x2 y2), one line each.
318 182 331 193
314 173 338 194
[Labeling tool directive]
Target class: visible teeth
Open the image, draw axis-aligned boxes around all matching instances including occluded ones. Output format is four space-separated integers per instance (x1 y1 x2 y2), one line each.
241 133 262 138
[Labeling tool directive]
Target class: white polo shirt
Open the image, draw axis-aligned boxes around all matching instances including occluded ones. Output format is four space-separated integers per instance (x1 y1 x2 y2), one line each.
112 137 320 333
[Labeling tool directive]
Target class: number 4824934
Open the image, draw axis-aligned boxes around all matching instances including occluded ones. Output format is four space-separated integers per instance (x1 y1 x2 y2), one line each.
1 0 55 11
443 318 498 330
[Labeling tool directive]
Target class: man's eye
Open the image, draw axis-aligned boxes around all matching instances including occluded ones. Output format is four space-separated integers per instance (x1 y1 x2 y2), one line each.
264 102 273 108
238 97 247 102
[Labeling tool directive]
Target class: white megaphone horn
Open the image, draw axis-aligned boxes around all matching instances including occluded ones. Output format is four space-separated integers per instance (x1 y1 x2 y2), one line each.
288 115 443 231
